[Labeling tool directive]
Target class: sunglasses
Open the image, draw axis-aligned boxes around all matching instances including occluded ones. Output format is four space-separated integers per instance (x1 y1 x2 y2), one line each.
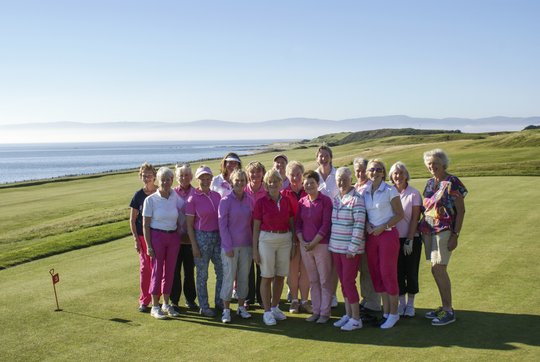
368 167 383 173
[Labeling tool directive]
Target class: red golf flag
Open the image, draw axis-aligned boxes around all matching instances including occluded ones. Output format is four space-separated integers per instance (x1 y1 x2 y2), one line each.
52 273 60 284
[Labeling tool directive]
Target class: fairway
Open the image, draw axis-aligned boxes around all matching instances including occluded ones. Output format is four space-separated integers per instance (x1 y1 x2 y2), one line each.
1 176 538 361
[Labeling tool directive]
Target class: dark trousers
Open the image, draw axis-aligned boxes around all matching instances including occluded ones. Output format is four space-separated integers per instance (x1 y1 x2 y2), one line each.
171 244 197 305
397 236 422 295
247 261 262 305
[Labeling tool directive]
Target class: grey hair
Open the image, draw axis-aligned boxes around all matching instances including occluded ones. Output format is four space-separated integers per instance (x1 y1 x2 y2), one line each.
423 149 450 170
286 160 305 176
175 163 192 176
353 157 368 169
335 167 352 181
157 167 174 180
389 161 410 183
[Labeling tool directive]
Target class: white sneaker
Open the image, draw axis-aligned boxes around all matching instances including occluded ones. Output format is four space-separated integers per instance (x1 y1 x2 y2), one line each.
333 314 350 327
263 311 277 326
380 314 400 329
222 309 231 323
341 318 362 331
151 306 167 320
271 306 287 321
398 303 406 316
162 304 180 317
331 295 338 308
404 306 415 317
237 306 252 319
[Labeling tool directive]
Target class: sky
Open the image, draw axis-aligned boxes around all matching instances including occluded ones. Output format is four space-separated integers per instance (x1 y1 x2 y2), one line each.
1 0 539 126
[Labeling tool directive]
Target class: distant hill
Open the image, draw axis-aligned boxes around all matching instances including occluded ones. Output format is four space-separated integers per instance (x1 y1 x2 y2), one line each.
311 128 464 146
2 115 539 143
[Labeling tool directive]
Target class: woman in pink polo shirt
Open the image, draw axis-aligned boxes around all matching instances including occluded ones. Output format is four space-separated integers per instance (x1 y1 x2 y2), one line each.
245 161 267 308
364 159 404 329
211 152 242 197
282 161 311 314
253 169 295 326
218 169 253 323
186 165 223 317
142 167 184 319
273 154 290 190
296 170 333 323
389 161 422 318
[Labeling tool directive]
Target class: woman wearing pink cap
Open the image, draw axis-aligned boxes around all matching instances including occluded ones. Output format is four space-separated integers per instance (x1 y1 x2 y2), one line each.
142 167 185 319
211 152 242 197
186 165 224 317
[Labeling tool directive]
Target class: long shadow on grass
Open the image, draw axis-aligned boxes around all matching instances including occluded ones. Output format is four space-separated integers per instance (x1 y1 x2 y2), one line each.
176 307 540 350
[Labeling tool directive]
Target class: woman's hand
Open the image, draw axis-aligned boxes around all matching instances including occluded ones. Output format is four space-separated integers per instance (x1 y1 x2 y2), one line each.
372 225 385 236
225 250 234 258
134 238 140 253
147 247 155 258
448 234 458 251
253 250 261 265
346 252 355 259
192 245 201 258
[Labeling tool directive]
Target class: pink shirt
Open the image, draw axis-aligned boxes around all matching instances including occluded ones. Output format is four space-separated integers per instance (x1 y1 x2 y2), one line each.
281 186 307 216
253 193 293 232
218 192 253 252
174 185 195 243
295 193 333 244
395 185 422 238
245 183 267 204
185 189 221 232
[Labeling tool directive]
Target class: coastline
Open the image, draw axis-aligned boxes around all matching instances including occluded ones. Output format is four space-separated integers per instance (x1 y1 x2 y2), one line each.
0 139 298 189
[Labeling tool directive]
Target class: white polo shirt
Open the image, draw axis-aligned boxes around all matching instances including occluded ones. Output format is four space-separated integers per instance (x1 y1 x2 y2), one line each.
317 167 339 200
142 190 185 231
363 181 399 227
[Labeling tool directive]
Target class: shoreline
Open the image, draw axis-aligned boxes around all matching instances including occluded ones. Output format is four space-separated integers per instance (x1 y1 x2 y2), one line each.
0 139 299 189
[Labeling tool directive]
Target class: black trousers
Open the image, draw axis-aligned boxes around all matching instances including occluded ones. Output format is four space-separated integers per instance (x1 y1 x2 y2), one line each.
171 244 197 305
247 261 262 305
397 236 422 295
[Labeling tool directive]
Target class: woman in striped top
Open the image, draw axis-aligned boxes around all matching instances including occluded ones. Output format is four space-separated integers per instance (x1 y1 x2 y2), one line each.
329 167 366 331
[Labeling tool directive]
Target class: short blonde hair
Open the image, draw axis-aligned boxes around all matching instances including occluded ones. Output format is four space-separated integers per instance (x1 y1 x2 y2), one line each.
263 169 283 184
286 160 304 177
245 161 266 180
175 163 192 177
139 162 156 177
367 158 387 180
230 169 248 184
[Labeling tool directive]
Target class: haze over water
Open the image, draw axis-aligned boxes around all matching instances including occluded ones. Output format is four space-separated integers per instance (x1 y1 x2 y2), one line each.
0 140 277 184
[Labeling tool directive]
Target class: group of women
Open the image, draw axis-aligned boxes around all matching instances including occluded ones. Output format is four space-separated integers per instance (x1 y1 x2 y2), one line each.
129 146 467 329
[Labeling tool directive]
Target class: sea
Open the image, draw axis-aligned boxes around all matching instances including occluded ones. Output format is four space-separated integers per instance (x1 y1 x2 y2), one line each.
0 140 282 184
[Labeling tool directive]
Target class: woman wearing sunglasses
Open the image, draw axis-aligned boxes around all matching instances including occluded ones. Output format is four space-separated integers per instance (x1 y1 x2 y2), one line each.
364 159 404 329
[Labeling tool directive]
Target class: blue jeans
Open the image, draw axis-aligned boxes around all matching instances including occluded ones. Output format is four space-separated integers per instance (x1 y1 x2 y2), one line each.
194 230 223 310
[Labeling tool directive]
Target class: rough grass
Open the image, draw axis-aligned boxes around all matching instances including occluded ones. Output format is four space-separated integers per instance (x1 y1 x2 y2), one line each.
1 130 539 268
0 177 538 361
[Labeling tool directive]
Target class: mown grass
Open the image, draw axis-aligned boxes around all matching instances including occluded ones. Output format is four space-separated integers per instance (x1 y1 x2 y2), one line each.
1 130 539 268
0 177 538 361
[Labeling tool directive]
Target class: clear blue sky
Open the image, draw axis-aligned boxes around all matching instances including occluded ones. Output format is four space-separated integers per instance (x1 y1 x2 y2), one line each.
1 0 538 124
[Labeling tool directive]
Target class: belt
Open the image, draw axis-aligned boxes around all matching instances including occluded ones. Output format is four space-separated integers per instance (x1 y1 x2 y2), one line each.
263 230 289 234
150 227 177 234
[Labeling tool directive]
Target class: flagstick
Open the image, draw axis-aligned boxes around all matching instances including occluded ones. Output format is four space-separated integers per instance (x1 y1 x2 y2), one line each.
49 269 62 311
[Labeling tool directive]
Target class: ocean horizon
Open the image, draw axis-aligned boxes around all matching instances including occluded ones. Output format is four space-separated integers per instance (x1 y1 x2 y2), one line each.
0 140 286 184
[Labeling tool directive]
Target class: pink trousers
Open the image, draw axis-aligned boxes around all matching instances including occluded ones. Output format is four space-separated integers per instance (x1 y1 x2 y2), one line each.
301 243 333 316
137 236 153 305
149 230 181 296
366 228 400 295
332 252 361 304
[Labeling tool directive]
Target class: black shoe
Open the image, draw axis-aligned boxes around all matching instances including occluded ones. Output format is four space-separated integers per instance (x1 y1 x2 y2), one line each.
186 301 199 310
138 304 151 313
